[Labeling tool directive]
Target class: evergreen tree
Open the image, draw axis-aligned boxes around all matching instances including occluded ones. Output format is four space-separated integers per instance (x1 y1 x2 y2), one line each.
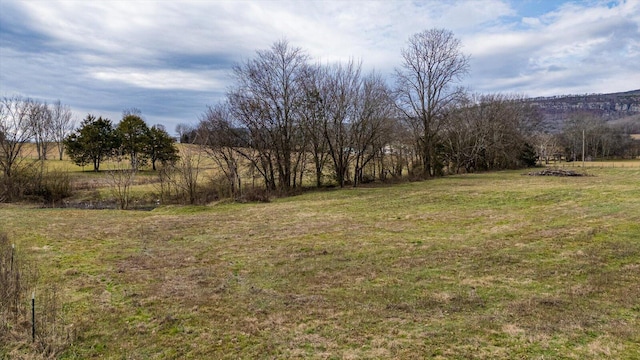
117 113 150 170
64 114 119 172
519 142 538 168
148 124 179 170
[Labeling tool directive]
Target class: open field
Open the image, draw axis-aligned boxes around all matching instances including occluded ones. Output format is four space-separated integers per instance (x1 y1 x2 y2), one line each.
553 160 640 169
21 143 640 209
1 165 640 358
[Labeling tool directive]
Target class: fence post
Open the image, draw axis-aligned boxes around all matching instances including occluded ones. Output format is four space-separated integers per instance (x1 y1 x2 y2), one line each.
32 292 35 342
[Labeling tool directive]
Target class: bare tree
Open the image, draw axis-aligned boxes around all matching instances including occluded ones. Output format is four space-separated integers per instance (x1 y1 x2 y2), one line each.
1 97 39 202
1 96 35 199
383 118 414 178
322 59 362 187
228 39 310 191
175 123 197 144
531 131 558 165
50 100 74 160
198 102 242 198
106 162 136 210
394 28 469 177
299 64 330 187
351 72 395 186
29 100 53 161
173 145 202 204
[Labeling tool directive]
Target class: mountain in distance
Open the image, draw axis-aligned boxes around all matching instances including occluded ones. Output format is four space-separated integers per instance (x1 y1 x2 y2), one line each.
525 89 640 133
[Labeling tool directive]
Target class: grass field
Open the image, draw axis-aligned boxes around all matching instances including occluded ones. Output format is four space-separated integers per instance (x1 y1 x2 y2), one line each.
1 165 640 359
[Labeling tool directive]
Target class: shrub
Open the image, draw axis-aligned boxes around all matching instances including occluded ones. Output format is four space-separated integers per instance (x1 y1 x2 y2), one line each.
237 187 271 203
0 165 72 205
36 170 73 206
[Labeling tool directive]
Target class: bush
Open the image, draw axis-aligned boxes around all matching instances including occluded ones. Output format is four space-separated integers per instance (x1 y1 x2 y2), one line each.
0 163 40 202
36 170 73 206
237 187 271 203
0 165 72 205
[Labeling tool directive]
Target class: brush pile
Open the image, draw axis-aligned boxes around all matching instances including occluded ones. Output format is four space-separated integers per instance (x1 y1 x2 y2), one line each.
527 169 585 177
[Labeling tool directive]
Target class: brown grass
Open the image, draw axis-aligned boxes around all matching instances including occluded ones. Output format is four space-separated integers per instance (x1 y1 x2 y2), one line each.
1 165 639 358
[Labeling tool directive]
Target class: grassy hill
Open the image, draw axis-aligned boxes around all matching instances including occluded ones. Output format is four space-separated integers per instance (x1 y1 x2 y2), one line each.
1 165 640 358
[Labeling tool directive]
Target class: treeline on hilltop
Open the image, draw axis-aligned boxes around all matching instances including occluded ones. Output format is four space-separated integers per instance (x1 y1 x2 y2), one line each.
526 89 640 133
2 28 639 205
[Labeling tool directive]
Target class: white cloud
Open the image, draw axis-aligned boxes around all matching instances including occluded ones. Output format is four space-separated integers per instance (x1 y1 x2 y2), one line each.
521 17 540 27
13 0 516 69
90 68 227 92
465 0 640 95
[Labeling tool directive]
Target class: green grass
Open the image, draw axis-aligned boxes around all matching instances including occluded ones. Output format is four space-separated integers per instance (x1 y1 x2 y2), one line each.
1 166 640 358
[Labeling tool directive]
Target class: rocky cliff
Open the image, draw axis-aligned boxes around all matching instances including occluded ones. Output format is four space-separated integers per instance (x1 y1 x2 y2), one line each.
526 89 640 132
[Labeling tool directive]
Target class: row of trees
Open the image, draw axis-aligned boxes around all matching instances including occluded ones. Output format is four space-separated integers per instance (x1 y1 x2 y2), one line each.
197 55 398 192
188 29 544 196
558 113 638 161
442 93 541 173
64 109 179 172
1 96 75 201
0 96 74 175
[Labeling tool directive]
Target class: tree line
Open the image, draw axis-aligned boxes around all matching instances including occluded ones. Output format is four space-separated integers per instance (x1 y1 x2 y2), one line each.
0 96 74 169
3 28 638 203
555 113 638 161
168 29 638 200
187 29 544 197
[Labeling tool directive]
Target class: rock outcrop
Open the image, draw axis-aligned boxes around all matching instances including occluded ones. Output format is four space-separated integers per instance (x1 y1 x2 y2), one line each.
525 89 640 132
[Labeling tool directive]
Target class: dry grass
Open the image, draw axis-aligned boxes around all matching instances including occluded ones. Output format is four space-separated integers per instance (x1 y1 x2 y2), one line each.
1 164 639 358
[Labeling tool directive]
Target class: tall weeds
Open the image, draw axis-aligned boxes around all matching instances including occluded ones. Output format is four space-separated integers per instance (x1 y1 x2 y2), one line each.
0 232 76 358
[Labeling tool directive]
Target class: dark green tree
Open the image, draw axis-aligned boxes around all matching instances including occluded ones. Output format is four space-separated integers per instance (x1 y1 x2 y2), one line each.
64 114 120 172
117 111 150 170
148 124 179 171
518 142 538 168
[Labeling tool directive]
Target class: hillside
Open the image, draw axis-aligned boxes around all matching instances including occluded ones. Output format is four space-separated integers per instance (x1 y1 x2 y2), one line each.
526 89 640 132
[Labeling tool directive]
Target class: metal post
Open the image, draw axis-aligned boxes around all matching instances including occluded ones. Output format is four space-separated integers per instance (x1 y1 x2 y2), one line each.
10 244 14 272
32 292 35 342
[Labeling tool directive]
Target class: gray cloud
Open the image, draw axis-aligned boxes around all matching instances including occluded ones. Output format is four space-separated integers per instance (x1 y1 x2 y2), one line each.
1 0 639 133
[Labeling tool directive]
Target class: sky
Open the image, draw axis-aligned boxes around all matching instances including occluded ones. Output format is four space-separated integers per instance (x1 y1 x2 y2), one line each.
1 0 639 133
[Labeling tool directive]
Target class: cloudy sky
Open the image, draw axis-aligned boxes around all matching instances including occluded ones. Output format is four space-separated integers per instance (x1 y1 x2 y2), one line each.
1 0 639 133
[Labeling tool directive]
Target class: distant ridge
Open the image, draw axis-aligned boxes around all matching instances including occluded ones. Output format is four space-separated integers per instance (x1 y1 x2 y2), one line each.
525 89 640 132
